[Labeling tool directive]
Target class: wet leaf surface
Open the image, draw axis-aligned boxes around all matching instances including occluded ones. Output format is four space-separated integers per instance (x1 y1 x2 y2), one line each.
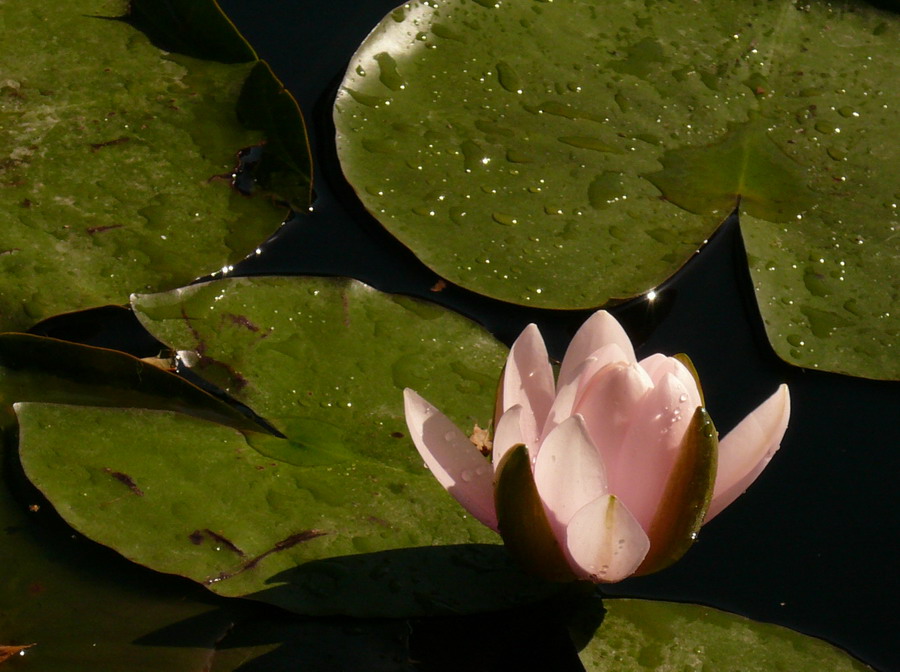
0 0 308 331
334 0 898 378
578 598 872 671
16 277 562 616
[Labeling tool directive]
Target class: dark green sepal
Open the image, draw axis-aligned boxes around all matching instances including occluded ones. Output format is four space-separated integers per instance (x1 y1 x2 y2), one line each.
494 443 576 583
635 406 717 576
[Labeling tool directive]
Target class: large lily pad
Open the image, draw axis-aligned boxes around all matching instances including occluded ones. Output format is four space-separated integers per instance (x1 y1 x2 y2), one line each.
577 598 870 671
334 0 898 379
17 277 561 616
0 0 310 331
0 426 243 671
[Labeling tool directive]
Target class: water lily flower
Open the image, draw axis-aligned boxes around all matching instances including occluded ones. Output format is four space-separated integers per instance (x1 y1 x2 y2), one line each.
404 311 790 583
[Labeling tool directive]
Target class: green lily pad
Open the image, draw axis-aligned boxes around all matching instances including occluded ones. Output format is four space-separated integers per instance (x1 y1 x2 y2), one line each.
0 426 246 671
334 0 899 379
578 598 871 671
0 0 310 331
17 277 562 616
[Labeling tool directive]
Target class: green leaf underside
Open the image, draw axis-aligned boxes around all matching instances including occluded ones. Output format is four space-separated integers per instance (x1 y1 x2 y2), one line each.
334 0 899 379
17 277 562 616
578 599 871 671
636 407 717 576
494 443 574 582
0 333 262 432
0 0 289 331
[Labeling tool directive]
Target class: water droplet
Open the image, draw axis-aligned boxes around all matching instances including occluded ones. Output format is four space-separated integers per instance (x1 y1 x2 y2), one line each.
361 137 398 154
678 393 688 403
558 136 620 153
431 23 465 41
374 52 405 91
506 149 535 163
826 146 847 161
460 140 488 172
460 469 473 482
344 88 386 108
587 171 625 209
496 61 522 93
492 212 518 226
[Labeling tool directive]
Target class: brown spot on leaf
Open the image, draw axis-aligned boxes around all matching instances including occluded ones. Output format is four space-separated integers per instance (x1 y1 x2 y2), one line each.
187 529 245 556
205 530 326 584
89 136 130 152
86 224 124 235
204 529 246 556
102 468 144 496
224 313 261 332
180 307 249 389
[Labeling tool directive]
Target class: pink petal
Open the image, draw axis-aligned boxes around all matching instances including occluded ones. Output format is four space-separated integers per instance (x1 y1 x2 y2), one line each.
492 405 525 471
564 495 650 582
638 354 703 411
613 372 696 531
558 311 636 393
705 385 791 522
541 343 631 441
500 324 555 446
533 415 608 537
572 362 653 484
403 389 498 531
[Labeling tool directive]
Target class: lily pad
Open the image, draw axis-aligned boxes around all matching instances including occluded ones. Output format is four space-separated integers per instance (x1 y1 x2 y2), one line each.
0 426 245 671
0 0 310 331
577 598 871 671
17 277 561 616
334 0 898 379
